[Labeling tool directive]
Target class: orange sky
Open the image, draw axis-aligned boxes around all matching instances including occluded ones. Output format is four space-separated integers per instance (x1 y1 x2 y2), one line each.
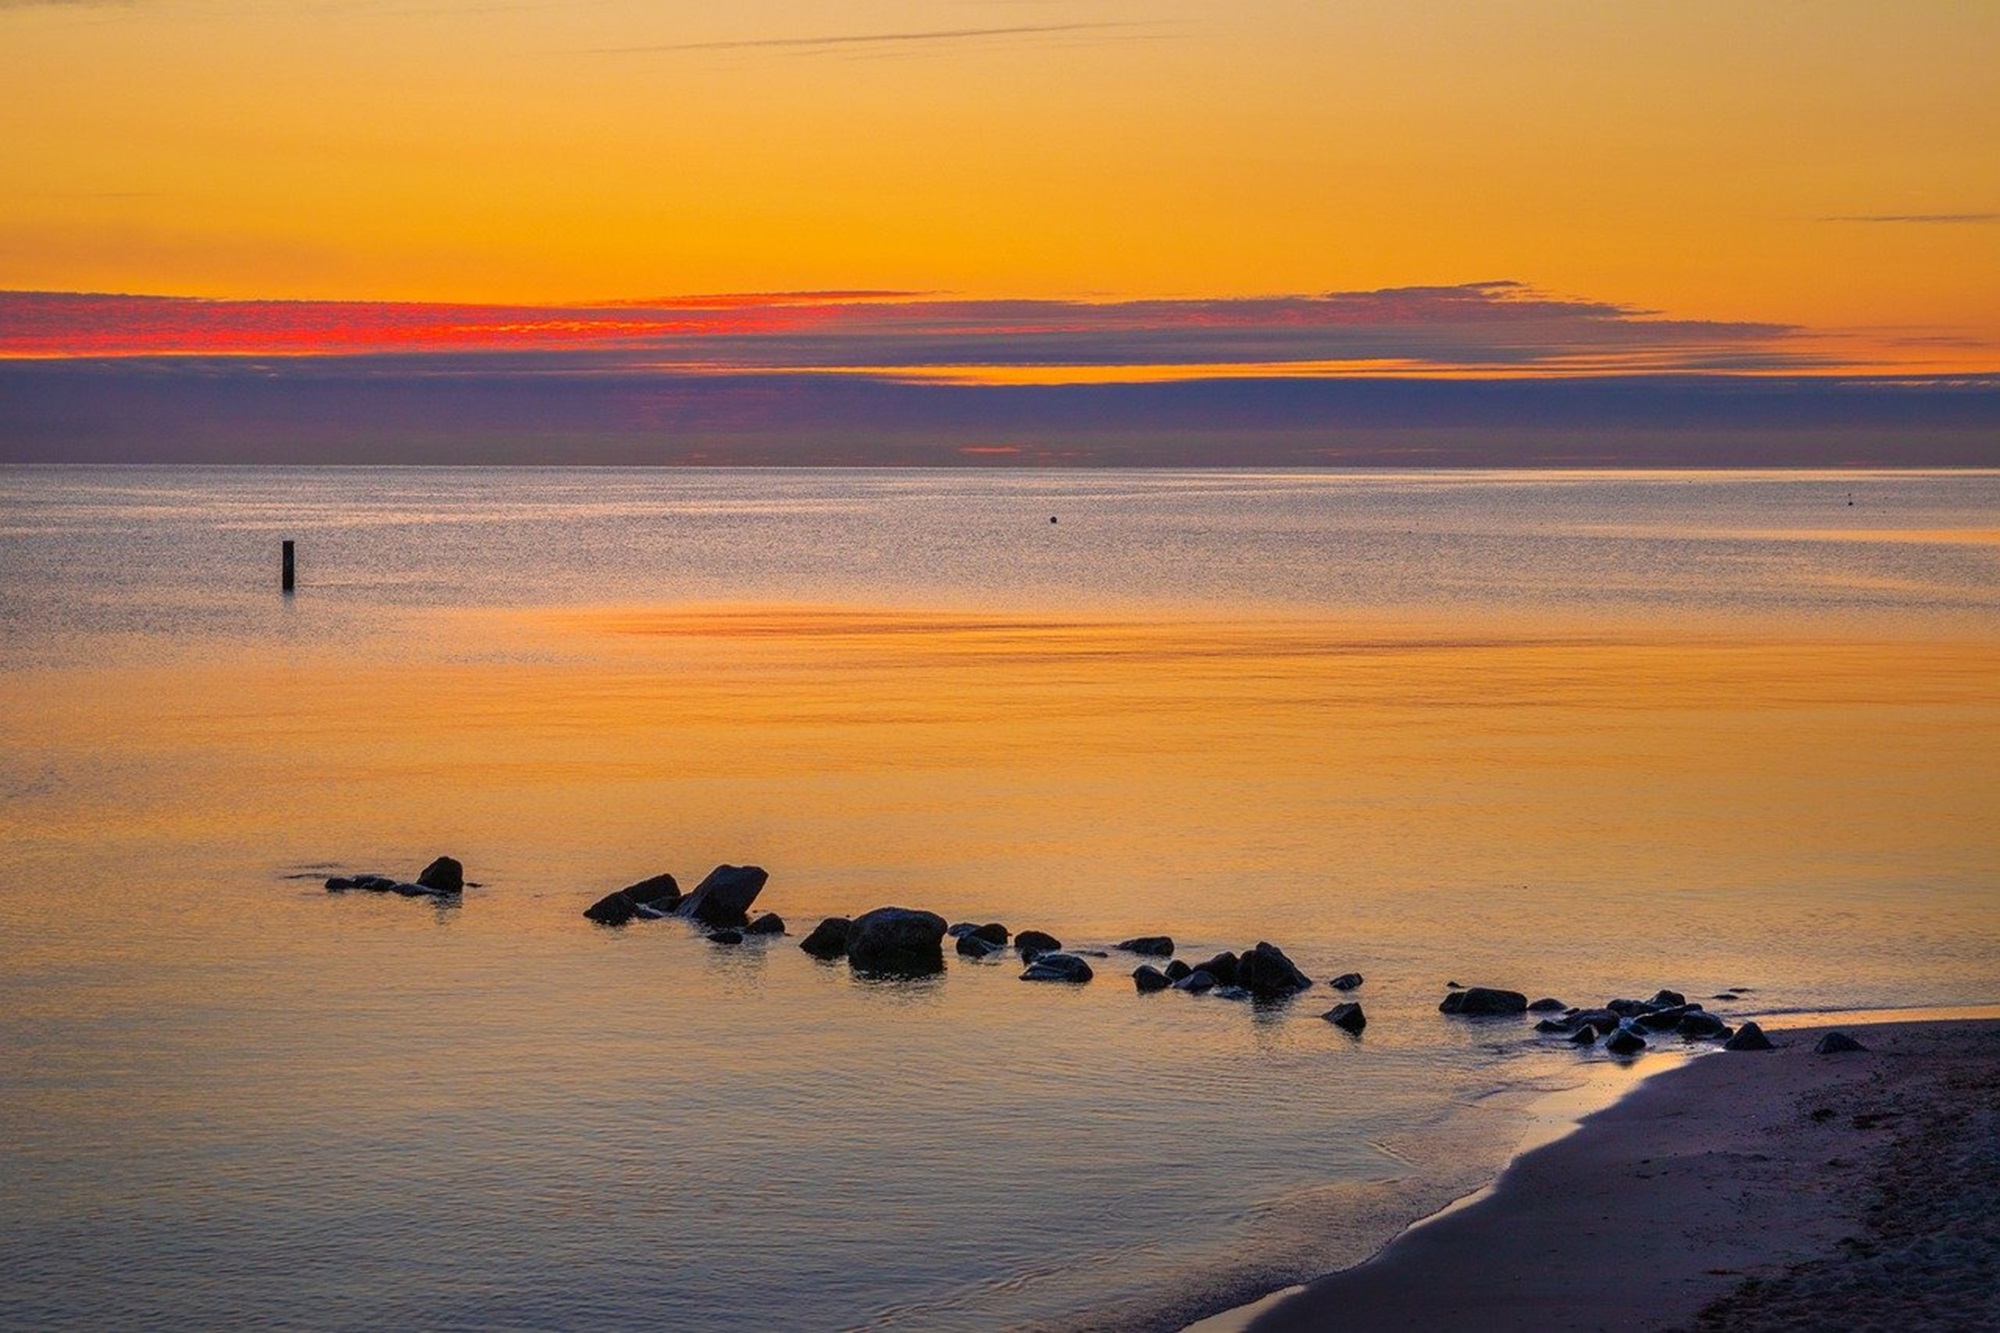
2 2 1996 365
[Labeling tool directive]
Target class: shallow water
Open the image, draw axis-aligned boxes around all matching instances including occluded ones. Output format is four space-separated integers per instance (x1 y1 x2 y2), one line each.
2 467 1996 1329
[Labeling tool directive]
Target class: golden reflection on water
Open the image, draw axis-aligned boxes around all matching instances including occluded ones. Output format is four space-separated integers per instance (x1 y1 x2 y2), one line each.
9 603 1995 972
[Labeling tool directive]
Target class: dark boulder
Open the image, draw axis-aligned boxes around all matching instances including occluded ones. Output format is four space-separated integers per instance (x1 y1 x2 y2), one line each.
674 864 768 927
1133 964 1172 992
1328 972 1364 991
1164 959 1193 982
1014 930 1062 955
846 907 948 974
1648 989 1687 1009
1723 1022 1775 1052
1636 1005 1696 1032
1191 952 1240 987
969 923 1009 946
956 933 1003 958
1117 936 1175 957
1605 1028 1647 1056
745 912 786 935
1238 942 1313 999
623 873 681 908
1174 969 1218 993
709 929 743 945
1606 998 1655 1018
1439 987 1528 1016
324 877 357 891
1815 1031 1869 1054
347 874 398 892
1527 997 1567 1012
1569 1008 1622 1033
1675 1011 1731 1039
1569 1024 1601 1045
1535 1018 1570 1034
799 917 852 960
1021 952 1094 983
583 891 638 926
1322 1002 1366 1034
416 856 464 893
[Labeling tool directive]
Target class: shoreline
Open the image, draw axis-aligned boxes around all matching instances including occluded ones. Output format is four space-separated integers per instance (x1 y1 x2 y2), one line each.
1182 1009 2000 1332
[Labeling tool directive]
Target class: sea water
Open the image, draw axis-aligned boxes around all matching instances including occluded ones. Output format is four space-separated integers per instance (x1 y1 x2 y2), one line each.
2 467 1996 1330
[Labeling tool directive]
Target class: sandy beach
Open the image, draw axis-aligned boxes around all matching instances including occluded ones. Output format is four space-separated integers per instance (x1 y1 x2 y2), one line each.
1237 1016 2000 1332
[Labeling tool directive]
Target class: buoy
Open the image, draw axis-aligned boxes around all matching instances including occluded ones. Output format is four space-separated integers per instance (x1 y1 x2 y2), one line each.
1050 516 1058 524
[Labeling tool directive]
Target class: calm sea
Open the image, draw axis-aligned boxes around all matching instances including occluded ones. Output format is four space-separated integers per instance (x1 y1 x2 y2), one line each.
3 467 1996 1330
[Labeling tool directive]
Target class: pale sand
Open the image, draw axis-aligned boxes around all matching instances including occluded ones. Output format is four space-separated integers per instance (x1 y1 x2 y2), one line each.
1243 1016 2000 1333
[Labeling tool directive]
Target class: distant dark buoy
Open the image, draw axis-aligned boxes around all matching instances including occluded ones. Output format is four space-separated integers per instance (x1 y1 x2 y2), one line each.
1050 516 1058 524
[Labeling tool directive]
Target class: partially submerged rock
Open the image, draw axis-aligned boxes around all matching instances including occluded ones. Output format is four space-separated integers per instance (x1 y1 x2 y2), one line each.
415 856 464 893
1116 936 1175 957
1174 969 1218 993
1163 959 1193 982
956 933 1004 958
1237 942 1313 999
1191 952 1240 987
1014 929 1062 955
1675 1011 1731 1040
1604 1028 1647 1056
1439 987 1528 1016
1527 997 1567 1012
799 916 852 960
675 864 768 928
1133 964 1172 992
623 873 681 908
846 906 948 975
1322 1001 1366 1034
583 891 638 926
1020 952 1094 984
745 912 786 935
1569 1024 1601 1045
1328 972 1364 991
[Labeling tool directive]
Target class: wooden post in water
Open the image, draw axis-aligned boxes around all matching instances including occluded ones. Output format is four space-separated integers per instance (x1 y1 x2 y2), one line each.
281 539 295 593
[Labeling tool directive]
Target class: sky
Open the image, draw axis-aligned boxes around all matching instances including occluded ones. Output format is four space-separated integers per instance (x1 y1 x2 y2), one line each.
3 1 1997 462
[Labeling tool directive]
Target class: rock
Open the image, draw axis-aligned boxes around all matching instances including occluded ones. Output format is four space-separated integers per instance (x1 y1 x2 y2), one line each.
1117 936 1175 956
1636 1005 1695 1032
745 912 786 935
846 906 948 974
1328 972 1364 991
1174 970 1218 993
1606 998 1655 1017
1815 1031 1869 1054
324 877 357 891
1710 993 1737 1001
1014 930 1062 955
1569 1008 1622 1033
583 891 638 926
1133 964 1172 992
1163 960 1193 982
674 864 768 928
798 916 852 960
1445 980 1463 989
633 903 670 920
1648 989 1687 1009
1723 1022 1775 1052
1569 1024 1601 1045
416 856 464 893
350 874 398 892
1535 1018 1570 1034
1191 952 1240 987
1675 1011 1731 1039
1021 952 1094 983
391 882 431 897
1605 1028 1647 1056
1322 1002 1366 1034
623 873 681 908
1527 997 1567 1012
1238 942 1313 998
1439 987 1528 1016
969 922 1009 946
946 923 976 937
956 933 1003 958
709 929 743 945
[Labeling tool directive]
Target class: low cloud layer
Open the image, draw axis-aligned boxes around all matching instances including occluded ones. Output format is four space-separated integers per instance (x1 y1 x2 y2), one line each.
0 282 1819 377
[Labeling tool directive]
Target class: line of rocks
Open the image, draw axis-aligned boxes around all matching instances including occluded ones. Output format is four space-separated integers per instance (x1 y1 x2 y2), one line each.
1437 983 1800 1058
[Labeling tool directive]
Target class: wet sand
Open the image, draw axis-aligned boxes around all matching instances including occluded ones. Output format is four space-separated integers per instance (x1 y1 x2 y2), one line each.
1244 1016 2000 1332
